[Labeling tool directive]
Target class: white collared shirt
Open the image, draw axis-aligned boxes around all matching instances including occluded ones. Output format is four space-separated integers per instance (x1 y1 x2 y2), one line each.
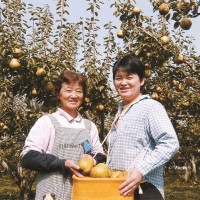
21 108 104 157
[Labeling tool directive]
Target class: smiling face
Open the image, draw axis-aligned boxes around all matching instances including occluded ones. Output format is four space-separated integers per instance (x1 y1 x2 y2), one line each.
58 82 84 117
114 68 144 105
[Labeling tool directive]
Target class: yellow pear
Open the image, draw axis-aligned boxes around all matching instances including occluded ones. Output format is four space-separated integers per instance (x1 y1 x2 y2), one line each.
78 157 94 173
145 69 151 78
90 163 110 178
132 6 141 15
161 35 170 45
159 3 170 15
13 48 23 57
110 171 122 178
31 88 37 95
116 171 128 178
9 58 21 69
45 82 55 93
117 29 125 38
108 168 112 177
180 18 192 30
36 68 47 76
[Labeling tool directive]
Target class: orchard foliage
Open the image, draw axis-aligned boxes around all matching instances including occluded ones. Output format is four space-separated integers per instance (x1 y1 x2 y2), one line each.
113 0 200 161
0 0 117 198
0 0 200 199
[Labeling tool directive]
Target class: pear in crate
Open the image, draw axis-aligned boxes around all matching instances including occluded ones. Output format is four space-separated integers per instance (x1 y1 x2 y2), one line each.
90 163 111 178
110 171 122 178
78 157 94 173
116 171 128 178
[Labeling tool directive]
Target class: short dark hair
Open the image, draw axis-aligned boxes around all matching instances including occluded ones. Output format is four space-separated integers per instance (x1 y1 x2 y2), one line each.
113 54 145 80
54 69 87 98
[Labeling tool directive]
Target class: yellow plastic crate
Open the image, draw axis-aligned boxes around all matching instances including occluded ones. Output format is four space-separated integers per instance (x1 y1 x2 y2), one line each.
71 175 134 200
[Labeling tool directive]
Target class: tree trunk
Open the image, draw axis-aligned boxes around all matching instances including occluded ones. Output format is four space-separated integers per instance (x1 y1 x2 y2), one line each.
19 186 35 200
190 154 197 181
184 161 191 182
0 160 9 171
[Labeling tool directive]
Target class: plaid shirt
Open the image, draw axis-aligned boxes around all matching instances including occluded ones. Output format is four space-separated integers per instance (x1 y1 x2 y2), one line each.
107 95 179 198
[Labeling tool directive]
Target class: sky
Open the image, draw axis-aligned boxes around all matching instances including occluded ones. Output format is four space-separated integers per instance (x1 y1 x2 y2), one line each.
1 0 199 55
21 0 200 54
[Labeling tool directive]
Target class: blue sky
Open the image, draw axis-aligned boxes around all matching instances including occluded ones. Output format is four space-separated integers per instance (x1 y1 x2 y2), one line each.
23 0 200 53
1 0 200 53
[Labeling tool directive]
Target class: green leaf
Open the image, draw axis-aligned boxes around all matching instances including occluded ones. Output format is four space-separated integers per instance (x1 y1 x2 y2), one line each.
172 12 181 21
166 13 171 21
174 21 180 29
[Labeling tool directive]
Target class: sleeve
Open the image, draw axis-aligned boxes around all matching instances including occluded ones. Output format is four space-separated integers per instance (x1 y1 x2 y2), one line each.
20 115 54 157
89 122 107 164
20 150 66 173
134 102 180 176
93 153 106 164
20 115 69 173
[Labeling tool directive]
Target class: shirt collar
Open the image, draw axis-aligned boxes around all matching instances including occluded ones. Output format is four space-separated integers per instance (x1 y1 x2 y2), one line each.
118 94 150 111
57 108 82 122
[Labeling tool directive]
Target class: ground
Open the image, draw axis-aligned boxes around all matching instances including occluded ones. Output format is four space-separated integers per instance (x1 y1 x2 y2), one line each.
0 173 199 200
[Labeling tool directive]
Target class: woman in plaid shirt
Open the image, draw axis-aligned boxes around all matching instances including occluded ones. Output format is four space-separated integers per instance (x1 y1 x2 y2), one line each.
107 54 179 200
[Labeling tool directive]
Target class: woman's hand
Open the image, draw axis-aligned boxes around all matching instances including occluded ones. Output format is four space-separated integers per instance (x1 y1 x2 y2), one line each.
65 160 84 177
119 167 142 196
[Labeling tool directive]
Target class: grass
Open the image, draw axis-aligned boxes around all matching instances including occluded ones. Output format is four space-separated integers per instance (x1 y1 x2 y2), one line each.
0 174 20 200
164 173 200 200
0 173 199 200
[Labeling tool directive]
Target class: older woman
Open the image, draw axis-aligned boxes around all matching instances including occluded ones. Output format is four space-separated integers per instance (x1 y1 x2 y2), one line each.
20 69 106 200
